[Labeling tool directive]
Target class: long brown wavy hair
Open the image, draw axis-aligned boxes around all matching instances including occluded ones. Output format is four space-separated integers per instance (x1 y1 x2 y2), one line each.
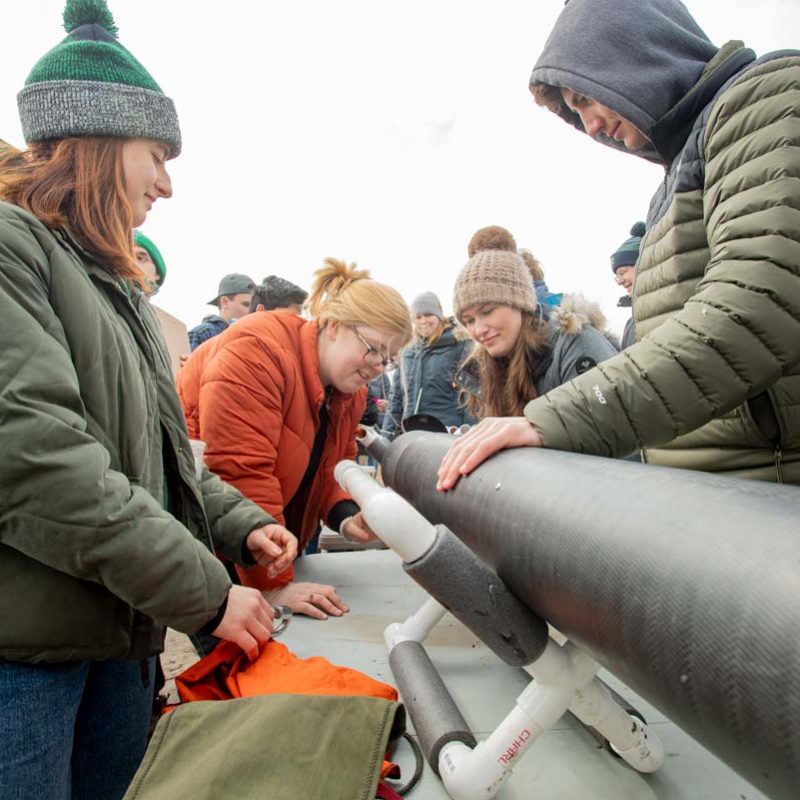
463 310 550 419
0 137 142 285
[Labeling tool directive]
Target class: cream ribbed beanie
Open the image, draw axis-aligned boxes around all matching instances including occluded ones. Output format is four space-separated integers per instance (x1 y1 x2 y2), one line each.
453 249 537 322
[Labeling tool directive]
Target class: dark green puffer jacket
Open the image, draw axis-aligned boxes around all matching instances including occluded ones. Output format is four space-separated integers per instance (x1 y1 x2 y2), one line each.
527 0 800 483
0 202 274 662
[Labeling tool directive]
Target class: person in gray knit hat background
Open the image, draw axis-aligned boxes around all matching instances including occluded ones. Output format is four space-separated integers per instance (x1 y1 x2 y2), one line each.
0 2 297 797
452 231 618 422
381 290 475 439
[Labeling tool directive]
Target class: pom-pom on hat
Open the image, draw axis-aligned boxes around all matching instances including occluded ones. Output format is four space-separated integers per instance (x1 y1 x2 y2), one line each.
467 226 517 258
17 0 181 156
453 249 537 323
611 221 646 272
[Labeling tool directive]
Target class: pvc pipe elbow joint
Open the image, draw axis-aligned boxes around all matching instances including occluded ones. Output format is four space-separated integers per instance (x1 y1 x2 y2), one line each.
439 741 510 800
610 716 665 773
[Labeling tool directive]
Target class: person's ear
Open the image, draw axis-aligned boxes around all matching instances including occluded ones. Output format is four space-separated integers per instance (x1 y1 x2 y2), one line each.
327 319 341 340
256 303 266 312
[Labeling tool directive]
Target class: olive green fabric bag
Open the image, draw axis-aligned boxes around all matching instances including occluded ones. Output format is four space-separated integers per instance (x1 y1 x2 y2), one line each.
124 694 405 800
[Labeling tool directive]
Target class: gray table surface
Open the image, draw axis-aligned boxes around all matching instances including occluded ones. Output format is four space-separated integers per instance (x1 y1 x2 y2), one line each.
284 550 765 800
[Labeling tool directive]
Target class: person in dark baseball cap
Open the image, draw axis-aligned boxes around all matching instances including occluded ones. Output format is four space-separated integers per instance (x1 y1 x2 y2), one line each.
189 273 256 350
208 273 256 306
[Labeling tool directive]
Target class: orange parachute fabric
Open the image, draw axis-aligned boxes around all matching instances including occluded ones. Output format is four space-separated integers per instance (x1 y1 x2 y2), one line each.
173 639 401 781
175 639 397 704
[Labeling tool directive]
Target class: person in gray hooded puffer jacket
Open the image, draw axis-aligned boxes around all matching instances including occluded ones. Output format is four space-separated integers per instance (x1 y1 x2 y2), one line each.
439 0 800 488
381 292 475 439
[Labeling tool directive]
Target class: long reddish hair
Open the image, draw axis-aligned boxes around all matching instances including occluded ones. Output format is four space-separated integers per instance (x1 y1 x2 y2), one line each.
0 138 143 285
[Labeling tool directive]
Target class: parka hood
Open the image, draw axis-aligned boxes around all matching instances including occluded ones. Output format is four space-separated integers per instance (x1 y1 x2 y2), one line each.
529 0 726 163
549 293 608 337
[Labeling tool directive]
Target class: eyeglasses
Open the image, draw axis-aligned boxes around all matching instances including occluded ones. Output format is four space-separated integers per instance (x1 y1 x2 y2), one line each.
349 326 397 371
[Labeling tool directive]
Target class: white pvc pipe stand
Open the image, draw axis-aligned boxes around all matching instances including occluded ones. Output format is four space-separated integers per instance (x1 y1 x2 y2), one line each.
335 458 665 797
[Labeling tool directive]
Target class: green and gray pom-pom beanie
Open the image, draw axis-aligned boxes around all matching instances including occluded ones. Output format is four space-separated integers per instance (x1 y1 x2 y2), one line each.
17 0 181 155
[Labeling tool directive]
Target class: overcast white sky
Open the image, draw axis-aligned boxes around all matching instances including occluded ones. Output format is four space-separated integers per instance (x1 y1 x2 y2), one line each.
2 1 798 335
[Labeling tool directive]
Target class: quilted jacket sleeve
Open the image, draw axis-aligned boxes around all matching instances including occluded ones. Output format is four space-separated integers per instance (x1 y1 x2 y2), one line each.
0 223 231 634
199 467 276 564
524 58 800 456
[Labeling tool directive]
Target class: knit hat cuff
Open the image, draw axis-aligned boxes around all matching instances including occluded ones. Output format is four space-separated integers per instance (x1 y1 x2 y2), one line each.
454 282 535 322
18 80 181 156
611 250 638 271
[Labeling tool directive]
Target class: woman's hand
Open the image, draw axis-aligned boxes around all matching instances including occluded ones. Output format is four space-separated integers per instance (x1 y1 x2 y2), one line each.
212 585 275 660
436 416 542 491
246 524 298 578
340 512 378 543
265 582 349 621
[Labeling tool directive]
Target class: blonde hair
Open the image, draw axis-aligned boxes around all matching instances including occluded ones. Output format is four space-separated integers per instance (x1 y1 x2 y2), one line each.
308 257 412 343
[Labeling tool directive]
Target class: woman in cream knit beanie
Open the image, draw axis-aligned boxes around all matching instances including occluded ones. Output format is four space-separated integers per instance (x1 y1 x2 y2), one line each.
453 229 617 421
453 248 538 322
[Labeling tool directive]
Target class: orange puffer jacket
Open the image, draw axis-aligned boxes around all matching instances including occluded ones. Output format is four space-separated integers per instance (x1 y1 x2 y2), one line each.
177 312 364 588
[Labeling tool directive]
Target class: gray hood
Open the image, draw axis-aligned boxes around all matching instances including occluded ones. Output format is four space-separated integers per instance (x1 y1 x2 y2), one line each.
529 0 723 163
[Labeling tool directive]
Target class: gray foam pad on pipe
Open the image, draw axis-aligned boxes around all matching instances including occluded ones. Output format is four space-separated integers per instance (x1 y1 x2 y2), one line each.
405 525 548 666
389 639 476 774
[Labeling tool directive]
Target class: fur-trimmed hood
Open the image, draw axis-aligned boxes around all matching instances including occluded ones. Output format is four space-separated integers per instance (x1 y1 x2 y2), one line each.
448 317 472 343
549 293 606 336
549 293 621 351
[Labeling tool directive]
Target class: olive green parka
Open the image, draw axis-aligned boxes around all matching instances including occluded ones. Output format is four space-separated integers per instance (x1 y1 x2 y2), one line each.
527 0 800 483
0 202 274 662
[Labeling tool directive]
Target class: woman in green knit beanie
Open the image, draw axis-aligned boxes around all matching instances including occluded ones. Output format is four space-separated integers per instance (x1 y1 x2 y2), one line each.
0 2 296 798
134 229 167 293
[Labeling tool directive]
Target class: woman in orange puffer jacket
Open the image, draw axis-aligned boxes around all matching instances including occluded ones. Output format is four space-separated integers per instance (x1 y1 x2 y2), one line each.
178 258 412 621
